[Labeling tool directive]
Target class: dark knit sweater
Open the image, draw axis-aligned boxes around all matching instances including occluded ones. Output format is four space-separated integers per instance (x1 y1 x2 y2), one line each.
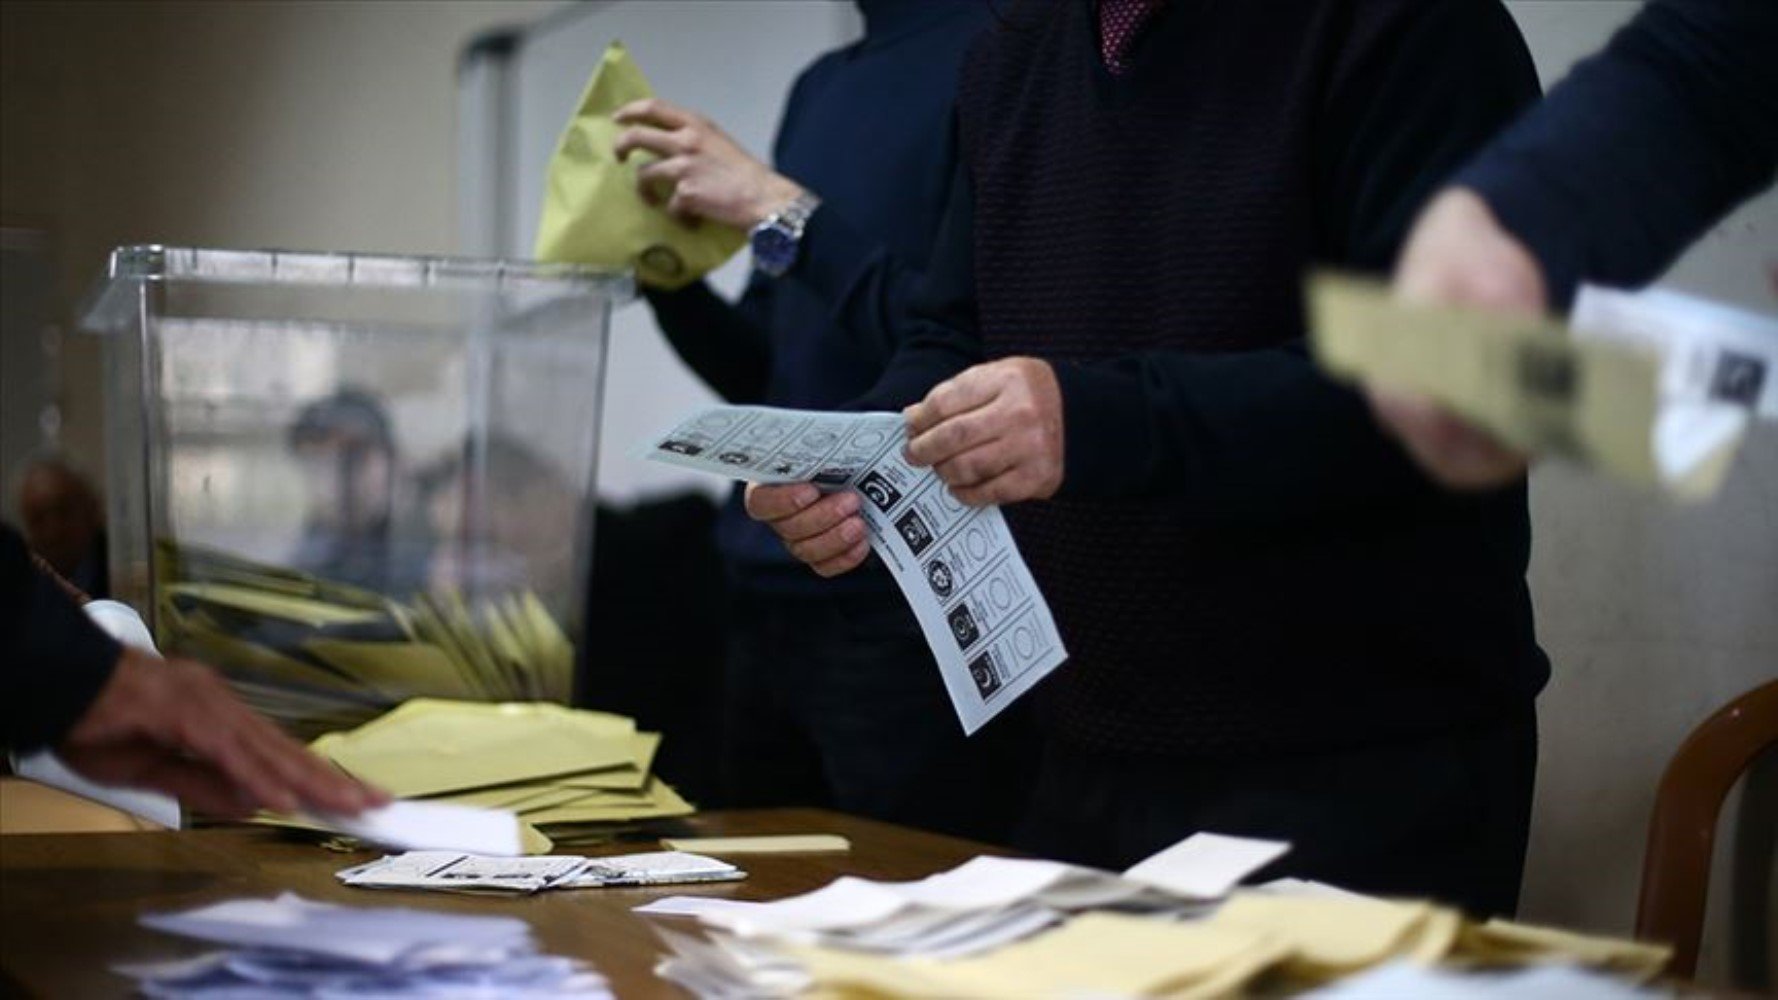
860 0 1551 757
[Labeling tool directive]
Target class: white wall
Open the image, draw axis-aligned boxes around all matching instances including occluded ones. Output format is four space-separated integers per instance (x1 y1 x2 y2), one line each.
1501 3 1777 985
0 0 566 478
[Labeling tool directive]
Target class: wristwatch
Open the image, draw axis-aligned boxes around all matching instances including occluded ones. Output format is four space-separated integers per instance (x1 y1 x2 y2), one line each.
749 191 822 278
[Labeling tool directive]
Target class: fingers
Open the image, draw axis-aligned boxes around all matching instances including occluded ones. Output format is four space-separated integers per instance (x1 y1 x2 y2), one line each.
1366 387 1528 489
744 482 820 521
931 440 1016 491
612 96 694 131
811 539 871 578
907 406 1005 468
905 371 1001 437
614 124 691 163
744 483 869 577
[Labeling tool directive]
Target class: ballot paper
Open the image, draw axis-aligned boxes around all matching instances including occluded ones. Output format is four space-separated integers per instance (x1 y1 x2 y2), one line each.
1122 832 1291 900
642 405 1068 734
1573 283 1778 419
337 849 741 894
123 893 610 998
1307 274 1751 499
653 834 1276 962
304 799 524 857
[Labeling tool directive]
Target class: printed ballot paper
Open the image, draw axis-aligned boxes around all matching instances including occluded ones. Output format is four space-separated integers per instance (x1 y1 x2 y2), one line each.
1307 274 1771 500
641 405 1068 734
121 893 610 998
337 850 742 894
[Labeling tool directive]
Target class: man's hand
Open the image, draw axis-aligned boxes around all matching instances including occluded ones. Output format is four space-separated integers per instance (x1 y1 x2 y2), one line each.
56 648 387 819
613 98 806 230
743 483 870 578
904 357 1065 506
1370 187 1546 490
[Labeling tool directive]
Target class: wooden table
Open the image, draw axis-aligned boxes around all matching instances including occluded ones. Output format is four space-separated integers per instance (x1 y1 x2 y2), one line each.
1 808 1003 998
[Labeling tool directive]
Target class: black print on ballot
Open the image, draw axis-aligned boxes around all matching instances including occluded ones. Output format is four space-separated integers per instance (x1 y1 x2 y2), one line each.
895 510 935 555
969 652 1002 698
857 471 903 512
948 605 981 650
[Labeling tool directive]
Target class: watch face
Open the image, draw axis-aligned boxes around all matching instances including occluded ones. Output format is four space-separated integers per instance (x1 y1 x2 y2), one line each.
751 224 797 275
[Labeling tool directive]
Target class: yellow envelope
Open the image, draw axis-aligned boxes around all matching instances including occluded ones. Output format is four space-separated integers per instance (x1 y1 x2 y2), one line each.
795 912 1287 1000
315 699 636 798
533 41 745 289
1208 892 1454 981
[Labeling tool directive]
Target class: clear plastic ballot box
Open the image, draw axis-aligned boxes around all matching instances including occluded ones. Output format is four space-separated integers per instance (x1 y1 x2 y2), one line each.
80 246 631 737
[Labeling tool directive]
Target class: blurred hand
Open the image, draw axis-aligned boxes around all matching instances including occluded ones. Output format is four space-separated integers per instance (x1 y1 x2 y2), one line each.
744 482 870 578
1371 187 1546 490
905 357 1064 506
613 97 806 229
55 647 388 820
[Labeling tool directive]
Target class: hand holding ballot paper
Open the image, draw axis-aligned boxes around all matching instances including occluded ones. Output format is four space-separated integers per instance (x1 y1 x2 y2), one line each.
641 404 1067 734
1310 273 1775 500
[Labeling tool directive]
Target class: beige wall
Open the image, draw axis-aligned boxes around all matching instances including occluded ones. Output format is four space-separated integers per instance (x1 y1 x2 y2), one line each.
1 0 563 481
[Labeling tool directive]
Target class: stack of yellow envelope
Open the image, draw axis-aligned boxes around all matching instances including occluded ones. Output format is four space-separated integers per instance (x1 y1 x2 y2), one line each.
783 889 1673 998
289 699 693 853
154 541 575 739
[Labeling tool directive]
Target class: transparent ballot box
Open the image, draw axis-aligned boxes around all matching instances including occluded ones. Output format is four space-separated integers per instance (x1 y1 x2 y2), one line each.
81 246 631 737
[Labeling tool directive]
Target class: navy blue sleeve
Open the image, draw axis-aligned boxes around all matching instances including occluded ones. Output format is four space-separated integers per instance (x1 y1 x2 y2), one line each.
1051 0 1542 512
2 523 122 752
787 140 959 364
848 151 985 411
1457 0 1778 308
643 278 774 404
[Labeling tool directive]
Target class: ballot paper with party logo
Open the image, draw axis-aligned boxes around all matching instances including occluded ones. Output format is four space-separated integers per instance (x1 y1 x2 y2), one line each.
1571 283 1778 419
640 405 1067 734
534 42 744 289
1307 274 1758 500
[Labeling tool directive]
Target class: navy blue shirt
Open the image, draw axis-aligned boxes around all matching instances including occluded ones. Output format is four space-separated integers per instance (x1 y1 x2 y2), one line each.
1457 0 1778 308
645 0 990 593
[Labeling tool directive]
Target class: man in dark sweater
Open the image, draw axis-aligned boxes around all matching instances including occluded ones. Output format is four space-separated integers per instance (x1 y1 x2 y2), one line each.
1364 0 1777 489
608 0 1035 843
749 0 1550 916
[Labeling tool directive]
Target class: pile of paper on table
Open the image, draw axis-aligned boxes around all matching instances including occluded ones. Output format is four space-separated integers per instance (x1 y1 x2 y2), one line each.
157 542 576 739
640 833 1288 994
117 893 610 998
337 849 742 894
256 698 694 853
643 832 1672 999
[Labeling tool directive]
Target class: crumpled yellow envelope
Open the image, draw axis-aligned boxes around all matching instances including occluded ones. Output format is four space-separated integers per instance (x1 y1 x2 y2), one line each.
534 41 744 289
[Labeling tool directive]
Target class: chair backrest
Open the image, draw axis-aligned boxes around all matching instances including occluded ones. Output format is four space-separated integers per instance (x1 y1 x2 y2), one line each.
1636 679 1778 978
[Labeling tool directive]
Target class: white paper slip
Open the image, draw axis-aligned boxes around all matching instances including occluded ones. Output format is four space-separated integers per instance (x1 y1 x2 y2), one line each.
634 896 767 919
1123 832 1291 900
1300 959 1660 1000
565 851 745 888
1574 283 1778 419
139 892 533 967
127 893 611 998
307 799 523 857
641 405 1069 734
703 876 911 936
339 851 588 893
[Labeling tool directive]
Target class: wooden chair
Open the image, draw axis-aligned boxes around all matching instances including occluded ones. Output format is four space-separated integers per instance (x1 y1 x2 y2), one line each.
1635 679 1778 978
